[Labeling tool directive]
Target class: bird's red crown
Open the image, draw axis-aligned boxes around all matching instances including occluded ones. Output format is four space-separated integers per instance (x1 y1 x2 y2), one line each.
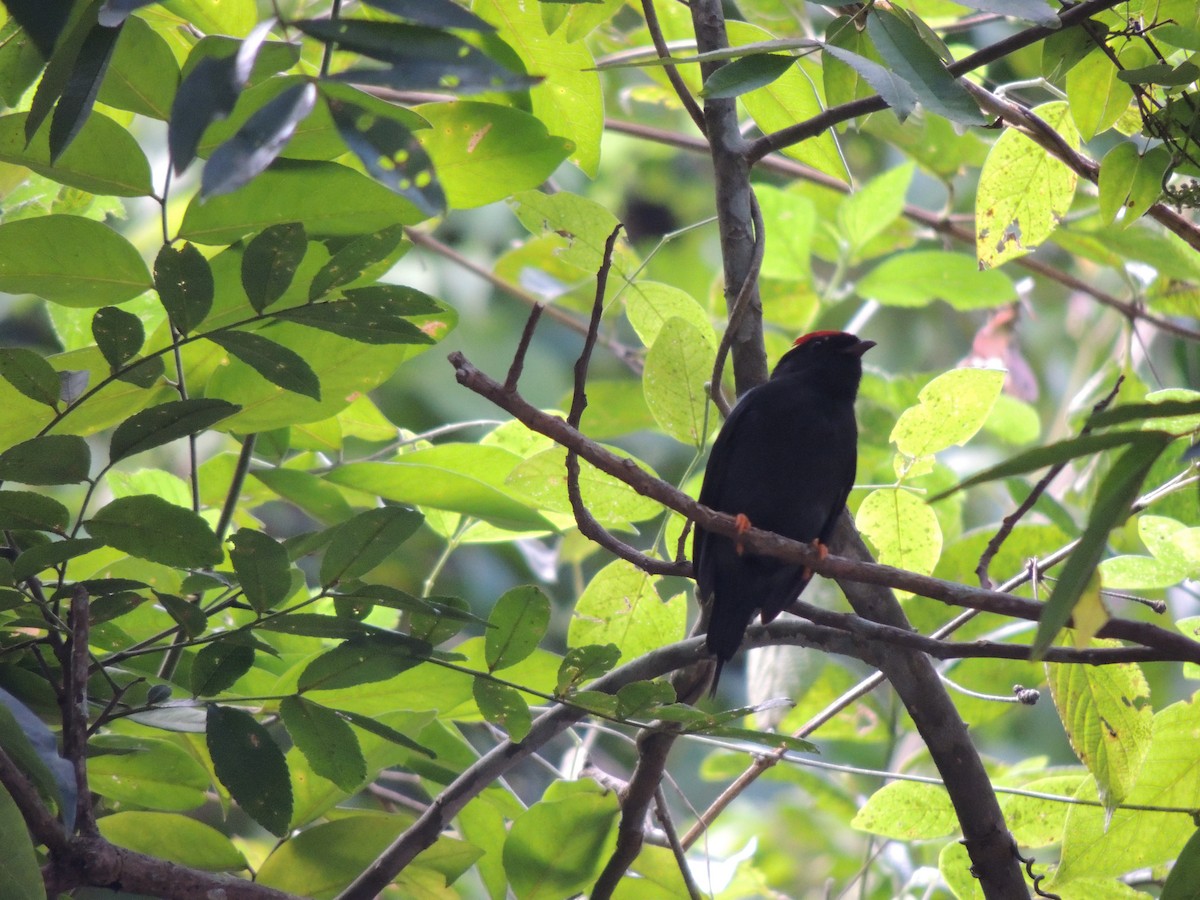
792 330 849 347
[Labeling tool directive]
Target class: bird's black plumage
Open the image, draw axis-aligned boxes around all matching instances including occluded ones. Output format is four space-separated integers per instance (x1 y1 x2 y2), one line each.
694 331 874 691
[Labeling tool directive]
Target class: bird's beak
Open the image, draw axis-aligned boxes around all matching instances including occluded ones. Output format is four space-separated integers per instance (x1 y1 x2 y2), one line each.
843 339 876 357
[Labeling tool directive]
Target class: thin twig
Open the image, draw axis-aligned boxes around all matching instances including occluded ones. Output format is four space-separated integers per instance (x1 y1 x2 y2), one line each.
505 303 545 392
640 0 706 134
64 584 94 834
709 189 766 416
216 433 257 543
976 375 1125 588
655 786 705 900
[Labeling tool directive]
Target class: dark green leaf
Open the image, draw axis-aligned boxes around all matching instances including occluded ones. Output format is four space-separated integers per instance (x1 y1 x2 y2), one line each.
0 491 69 532
1162 826 1200 900
932 431 1163 500
0 687 76 830
951 0 1058 26
340 285 441 315
206 704 292 836
308 224 409 301
409 593 472 645
241 223 307 313
556 644 621 695
319 506 423 586
329 707 436 757
866 8 986 126
207 330 321 400
485 585 550 672
154 590 207 638
0 435 90 485
615 680 676 719
202 81 318 199
359 0 494 31
86 495 222 568
26 8 95 142
1032 434 1173 656
3 1 70 58
49 22 121 162
169 53 239 173
279 696 366 791
274 294 436 345
701 53 795 100
115 355 165 387
689 724 817 754
1118 61 1200 86
92 306 144 369
1088 398 1200 429
824 45 918 120
473 679 532 742
12 538 103 582
0 348 60 408
297 633 431 692
57 577 147 598
155 242 214 334
88 591 145 624
191 640 256 697
98 0 163 27
252 468 356 525
109 399 240 463
322 87 444 216
258 613 377 639
228 528 291 613
294 19 533 94
0 215 152 308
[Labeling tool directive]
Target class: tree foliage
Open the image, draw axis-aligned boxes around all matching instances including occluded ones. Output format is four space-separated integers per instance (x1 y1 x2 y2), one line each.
0 0 1197 897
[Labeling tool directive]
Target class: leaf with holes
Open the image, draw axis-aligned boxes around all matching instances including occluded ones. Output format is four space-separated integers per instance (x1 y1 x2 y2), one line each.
308 224 409 301
92 306 144 369
485 585 550 672
0 348 60 408
207 330 320 401
206 705 292 836
241 223 307 313
155 242 213 334
109 399 239 464
86 495 222 568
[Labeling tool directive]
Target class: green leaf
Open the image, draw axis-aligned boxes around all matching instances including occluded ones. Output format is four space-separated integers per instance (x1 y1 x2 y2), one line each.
298 634 432 692
319 505 423 586
98 15 178 119
48 22 121 162
280 696 366 792
308 225 409 301
557 644 621 695
856 488 943 583
0 783 43 899
567 560 682 665
273 291 437 345
0 215 152 307
154 242 213 335
0 348 61 408
228 528 291 613
88 734 209 812
178 160 425 245
0 491 69 532
504 783 618 900
473 679 532 742
202 81 318 198
506 445 663 528
207 330 321 401
241 223 307 313
0 110 153 196
858 251 1017 310
485 585 551 672
866 8 985 126
754 185 817 283
1067 48 1132 140
976 101 1078 268
109 399 239 463
702 53 794 99
1032 433 1174 657
415 101 574 208
98 811 247 872
1098 143 1170 226
155 590 207 638
12 538 103 582
1046 645 1153 812
1089 395 1200 431
86 495 223 568
206 704 293 837
360 0 495 30
190 639 256 697
950 0 1058 26
623 281 714 348
0 435 90 485
252 467 356 525
327 445 553 532
890 368 1005 458
92 306 145 369
852 781 958 839
642 316 717 448
168 51 240 174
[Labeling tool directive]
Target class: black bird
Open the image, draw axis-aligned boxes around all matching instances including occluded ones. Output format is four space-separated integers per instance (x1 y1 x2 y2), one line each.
694 331 874 692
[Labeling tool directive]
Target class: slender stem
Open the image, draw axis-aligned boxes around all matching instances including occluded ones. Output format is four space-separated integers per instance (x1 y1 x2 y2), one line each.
216 434 257 542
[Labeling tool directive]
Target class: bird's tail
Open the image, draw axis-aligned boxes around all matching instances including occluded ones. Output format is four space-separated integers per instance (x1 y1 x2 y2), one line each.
705 602 755 696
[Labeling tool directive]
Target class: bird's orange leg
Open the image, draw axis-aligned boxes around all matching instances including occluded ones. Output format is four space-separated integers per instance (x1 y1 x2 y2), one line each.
802 538 829 580
734 513 752 555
